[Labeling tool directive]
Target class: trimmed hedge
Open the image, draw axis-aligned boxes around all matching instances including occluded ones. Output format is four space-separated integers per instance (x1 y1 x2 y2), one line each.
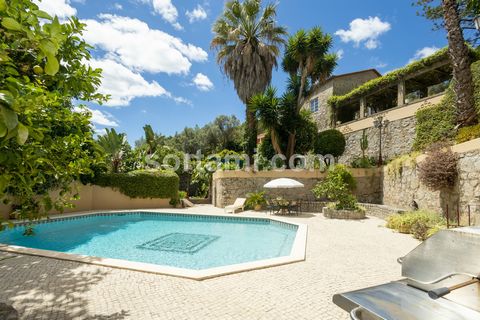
94 169 179 199
314 129 346 157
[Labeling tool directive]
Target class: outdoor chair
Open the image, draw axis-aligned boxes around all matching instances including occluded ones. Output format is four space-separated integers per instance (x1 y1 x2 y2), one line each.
224 198 246 214
265 198 279 215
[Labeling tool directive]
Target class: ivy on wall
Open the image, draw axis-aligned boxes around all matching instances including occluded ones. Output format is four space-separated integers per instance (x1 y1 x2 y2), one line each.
94 170 179 199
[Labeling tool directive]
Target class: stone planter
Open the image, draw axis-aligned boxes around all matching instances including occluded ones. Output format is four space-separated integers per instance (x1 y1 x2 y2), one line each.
323 207 366 220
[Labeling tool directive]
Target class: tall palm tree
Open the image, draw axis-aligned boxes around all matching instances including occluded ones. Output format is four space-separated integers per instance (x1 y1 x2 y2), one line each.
97 128 127 173
211 0 287 161
282 27 337 158
442 0 478 127
249 86 283 154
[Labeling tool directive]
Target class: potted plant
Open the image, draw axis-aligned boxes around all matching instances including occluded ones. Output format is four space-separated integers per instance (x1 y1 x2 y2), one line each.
312 165 365 219
246 191 267 211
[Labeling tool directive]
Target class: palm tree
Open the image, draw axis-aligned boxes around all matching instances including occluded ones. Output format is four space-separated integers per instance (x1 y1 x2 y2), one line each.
442 0 478 127
211 0 287 161
143 124 158 155
249 86 283 154
282 27 337 158
97 128 127 173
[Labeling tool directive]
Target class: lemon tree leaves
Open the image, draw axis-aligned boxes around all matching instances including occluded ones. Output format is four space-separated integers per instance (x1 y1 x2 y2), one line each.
1 17 22 31
0 0 107 225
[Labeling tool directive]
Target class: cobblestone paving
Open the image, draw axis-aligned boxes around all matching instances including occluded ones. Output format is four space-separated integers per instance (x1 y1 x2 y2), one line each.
0 207 419 320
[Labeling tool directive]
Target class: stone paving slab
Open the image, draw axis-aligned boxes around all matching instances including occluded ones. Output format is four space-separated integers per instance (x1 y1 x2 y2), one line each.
0 207 419 320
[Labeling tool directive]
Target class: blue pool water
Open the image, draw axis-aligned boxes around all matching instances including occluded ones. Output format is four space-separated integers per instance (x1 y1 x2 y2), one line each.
0 213 298 270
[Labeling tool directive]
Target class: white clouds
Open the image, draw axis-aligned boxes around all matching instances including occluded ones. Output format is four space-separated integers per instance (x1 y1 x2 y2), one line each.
89 109 119 127
186 5 207 23
336 49 344 60
335 17 391 50
139 0 182 30
33 0 76 19
409 46 440 63
192 73 214 91
113 3 123 10
82 14 207 75
89 58 169 106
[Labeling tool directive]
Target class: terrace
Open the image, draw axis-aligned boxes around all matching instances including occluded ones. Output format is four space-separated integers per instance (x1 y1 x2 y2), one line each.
330 48 455 134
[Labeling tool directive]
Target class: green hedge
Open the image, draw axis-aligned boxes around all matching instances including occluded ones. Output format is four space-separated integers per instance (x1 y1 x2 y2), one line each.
94 170 179 199
413 60 480 150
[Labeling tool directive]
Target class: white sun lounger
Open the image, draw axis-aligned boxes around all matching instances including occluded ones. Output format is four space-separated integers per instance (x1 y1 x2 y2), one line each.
224 198 246 214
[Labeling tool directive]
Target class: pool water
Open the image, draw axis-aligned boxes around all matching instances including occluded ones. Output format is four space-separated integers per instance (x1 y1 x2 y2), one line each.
0 213 298 270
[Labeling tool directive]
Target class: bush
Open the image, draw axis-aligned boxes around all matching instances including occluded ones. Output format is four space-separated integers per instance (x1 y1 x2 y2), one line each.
315 129 346 158
386 210 446 240
94 169 179 199
417 143 458 191
245 191 267 209
312 165 358 210
413 61 480 150
456 123 480 144
351 156 376 168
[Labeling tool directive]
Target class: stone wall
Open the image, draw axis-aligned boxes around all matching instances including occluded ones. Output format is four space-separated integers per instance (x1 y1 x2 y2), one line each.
212 169 382 208
339 116 417 165
382 145 480 217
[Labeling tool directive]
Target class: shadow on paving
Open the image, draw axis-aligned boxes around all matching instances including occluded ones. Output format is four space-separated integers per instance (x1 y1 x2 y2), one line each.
0 254 130 320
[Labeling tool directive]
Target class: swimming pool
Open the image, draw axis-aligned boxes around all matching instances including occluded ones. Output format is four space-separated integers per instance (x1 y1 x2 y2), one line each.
0 212 305 278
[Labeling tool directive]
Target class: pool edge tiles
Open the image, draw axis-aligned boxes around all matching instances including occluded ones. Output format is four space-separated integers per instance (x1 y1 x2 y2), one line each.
0 211 307 280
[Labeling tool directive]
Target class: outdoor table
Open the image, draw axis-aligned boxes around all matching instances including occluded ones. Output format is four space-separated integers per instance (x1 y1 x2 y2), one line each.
275 198 291 215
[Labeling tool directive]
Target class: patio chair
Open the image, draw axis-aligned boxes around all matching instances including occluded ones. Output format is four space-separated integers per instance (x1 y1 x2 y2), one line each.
224 198 246 214
266 198 280 215
289 200 301 216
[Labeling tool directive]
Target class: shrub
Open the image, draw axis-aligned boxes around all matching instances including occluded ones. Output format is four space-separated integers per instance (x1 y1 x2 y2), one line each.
315 129 346 158
386 210 446 240
94 169 179 199
312 165 358 210
351 156 376 168
245 191 267 209
178 191 187 199
413 60 480 150
417 143 458 191
456 123 480 144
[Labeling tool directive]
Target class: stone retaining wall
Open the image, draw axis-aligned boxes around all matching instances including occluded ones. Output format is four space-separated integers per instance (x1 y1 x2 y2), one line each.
339 116 416 165
212 169 382 208
382 144 480 215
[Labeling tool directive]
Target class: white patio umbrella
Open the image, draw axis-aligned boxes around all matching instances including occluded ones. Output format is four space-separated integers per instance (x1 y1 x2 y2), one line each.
263 178 304 189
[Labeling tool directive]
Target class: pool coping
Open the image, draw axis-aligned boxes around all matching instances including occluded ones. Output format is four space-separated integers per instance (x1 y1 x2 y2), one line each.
0 210 308 280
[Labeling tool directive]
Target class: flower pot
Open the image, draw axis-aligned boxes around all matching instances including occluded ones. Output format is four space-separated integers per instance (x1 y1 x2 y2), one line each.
254 204 262 211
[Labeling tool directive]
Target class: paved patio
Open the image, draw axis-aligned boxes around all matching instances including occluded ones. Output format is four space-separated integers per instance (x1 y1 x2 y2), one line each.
0 206 419 320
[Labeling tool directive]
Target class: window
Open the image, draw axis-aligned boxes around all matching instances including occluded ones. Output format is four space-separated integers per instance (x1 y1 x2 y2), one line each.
310 98 319 113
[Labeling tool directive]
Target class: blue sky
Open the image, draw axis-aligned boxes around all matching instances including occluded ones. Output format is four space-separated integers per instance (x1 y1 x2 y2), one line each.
35 0 448 144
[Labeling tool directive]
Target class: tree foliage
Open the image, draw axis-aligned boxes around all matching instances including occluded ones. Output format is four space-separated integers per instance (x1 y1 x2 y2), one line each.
414 0 480 45
0 0 106 223
211 0 287 161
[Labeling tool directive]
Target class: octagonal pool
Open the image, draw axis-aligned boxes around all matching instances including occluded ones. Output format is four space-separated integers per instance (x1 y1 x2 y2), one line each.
0 212 305 278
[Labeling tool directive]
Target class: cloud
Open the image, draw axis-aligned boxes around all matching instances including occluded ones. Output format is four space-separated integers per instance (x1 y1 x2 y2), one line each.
89 58 169 106
88 108 119 127
113 3 123 10
33 0 76 19
186 5 207 23
335 17 391 50
336 49 344 60
82 14 207 75
409 46 440 63
139 0 182 30
192 73 214 91
73 106 118 127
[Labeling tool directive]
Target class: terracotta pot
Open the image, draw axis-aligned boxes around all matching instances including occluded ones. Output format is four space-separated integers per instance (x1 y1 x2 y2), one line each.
254 204 262 211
